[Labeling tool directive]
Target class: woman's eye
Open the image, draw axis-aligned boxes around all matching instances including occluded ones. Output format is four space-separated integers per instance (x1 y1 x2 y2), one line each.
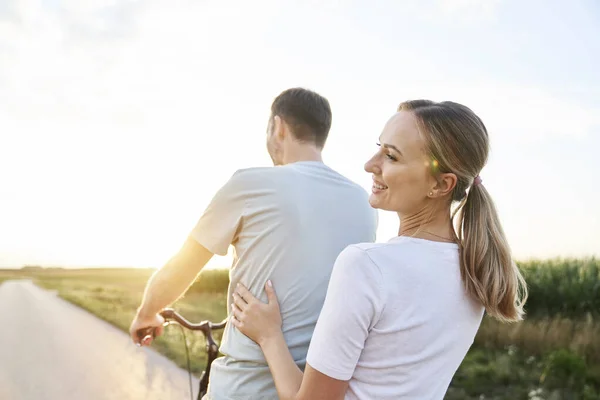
377 143 397 161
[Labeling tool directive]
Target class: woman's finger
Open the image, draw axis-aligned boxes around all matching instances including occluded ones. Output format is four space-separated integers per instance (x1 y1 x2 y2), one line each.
231 303 242 321
264 280 278 306
235 283 257 304
231 293 248 313
232 292 248 311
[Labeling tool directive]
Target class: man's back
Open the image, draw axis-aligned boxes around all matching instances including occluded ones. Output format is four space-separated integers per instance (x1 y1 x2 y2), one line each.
191 161 377 399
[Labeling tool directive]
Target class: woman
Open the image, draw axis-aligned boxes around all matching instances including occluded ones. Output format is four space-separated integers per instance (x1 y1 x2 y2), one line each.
230 100 528 400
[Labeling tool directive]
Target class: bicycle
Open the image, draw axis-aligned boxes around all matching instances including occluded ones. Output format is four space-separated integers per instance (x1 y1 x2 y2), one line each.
137 308 227 400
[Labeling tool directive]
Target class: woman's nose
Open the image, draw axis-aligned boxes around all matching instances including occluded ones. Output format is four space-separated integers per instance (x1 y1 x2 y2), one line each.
364 154 381 174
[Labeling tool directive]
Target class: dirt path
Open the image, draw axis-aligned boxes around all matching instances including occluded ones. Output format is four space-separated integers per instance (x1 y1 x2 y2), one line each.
0 280 199 400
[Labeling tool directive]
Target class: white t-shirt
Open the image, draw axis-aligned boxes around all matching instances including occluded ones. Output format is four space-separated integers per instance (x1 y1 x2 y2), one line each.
191 161 378 400
306 236 485 400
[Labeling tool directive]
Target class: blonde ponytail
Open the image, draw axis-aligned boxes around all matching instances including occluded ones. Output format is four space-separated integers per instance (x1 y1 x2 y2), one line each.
456 182 528 322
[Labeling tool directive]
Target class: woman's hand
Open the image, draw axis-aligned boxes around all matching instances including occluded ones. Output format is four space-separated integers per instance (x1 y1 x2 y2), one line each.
231 280 283 346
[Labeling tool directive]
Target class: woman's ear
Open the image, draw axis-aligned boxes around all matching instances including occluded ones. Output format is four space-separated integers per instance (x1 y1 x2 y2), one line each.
432 173 458 197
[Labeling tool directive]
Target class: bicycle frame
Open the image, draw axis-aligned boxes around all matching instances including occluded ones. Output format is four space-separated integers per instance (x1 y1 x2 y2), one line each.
137 308 226 400
162 308 227 399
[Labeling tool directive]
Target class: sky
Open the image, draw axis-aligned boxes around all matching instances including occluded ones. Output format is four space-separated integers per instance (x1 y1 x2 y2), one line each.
0 0 599 269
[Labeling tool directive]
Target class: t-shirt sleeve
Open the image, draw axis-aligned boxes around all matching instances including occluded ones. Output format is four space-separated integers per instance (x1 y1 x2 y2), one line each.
306 245 384 381
189 170 247 256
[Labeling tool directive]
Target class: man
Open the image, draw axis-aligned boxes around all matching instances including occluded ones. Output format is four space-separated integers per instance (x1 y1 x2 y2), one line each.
129 88 378 399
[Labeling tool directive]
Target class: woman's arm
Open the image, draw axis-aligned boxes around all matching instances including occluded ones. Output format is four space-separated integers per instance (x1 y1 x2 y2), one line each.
231 282 348 400
257 331 303 399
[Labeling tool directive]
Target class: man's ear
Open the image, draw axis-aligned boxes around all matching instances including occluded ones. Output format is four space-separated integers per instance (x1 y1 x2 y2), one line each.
432 172 458 197
272 115 285 141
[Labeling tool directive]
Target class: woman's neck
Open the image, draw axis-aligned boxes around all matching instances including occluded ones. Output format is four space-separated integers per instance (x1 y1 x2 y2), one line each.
398 206 457 243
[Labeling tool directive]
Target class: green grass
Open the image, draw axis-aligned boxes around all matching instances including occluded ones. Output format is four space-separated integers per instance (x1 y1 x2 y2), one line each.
519 257 600 318
0 269 24 284
475 314 600 364
447 347 600 399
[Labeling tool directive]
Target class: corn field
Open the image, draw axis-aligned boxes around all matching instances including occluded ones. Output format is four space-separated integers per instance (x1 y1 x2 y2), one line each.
519 257 600 319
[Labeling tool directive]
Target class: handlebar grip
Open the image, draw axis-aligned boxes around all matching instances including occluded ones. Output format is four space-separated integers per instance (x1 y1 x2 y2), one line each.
136 326 156 343
159 308 176 320
136 308 177 344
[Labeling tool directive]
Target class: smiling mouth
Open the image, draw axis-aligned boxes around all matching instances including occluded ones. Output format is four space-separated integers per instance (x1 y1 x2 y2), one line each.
372 178 388 192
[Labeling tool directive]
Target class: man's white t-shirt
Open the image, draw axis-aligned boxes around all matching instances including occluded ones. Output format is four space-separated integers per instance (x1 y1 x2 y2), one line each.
190 161 378 400
306 236 485 400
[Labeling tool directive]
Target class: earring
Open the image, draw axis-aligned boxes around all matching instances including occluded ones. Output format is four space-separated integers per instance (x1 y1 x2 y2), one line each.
428 191 433 197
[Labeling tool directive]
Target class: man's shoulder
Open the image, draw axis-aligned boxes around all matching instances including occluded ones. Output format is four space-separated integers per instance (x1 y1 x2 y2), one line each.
227 166 288 187
318 166 371 196
226 164 369 198
230 166 274 179
229 163 339 186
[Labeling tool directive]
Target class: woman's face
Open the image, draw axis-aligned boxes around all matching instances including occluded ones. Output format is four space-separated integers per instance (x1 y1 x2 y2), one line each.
364 110 436 215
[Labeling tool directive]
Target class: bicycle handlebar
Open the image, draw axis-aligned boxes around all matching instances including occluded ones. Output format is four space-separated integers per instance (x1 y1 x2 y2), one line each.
160 308 227 332
136 308 227 342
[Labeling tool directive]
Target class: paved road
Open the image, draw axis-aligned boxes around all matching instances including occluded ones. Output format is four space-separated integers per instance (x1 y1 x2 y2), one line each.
0 280 200 400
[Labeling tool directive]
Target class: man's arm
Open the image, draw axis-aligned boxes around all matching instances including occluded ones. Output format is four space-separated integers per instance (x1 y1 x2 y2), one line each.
129 236 213 345
130 169 248 345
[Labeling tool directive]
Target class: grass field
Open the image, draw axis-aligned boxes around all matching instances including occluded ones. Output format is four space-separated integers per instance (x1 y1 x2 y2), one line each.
2 261 599 399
